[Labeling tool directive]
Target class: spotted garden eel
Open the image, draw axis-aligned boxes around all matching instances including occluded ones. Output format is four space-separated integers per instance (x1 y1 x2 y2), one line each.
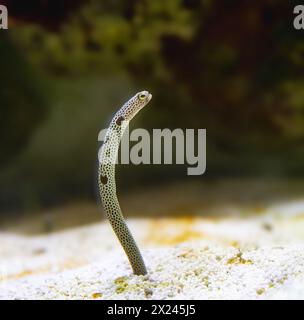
98 91 152 275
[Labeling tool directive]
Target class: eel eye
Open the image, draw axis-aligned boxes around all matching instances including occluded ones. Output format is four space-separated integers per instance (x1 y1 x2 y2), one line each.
138 93 146 100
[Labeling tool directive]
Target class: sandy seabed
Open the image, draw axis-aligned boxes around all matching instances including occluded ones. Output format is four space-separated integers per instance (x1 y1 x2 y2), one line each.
1 198 304 299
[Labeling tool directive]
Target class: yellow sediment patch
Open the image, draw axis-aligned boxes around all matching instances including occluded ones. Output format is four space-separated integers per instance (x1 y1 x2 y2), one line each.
226 251 253 265
92 292 103 299
1 257 87 282
256 288 265 295
290 213 304 220
145 217 205 246
114 276 129 294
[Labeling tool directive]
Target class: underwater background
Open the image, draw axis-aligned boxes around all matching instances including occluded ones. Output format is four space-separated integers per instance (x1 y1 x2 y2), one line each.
1 0 304 231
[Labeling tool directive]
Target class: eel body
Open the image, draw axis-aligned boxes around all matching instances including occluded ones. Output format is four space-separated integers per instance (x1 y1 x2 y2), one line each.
98 91 152 275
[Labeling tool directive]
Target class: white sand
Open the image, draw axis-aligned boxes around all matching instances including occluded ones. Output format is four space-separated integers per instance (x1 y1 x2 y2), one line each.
1 200 304 299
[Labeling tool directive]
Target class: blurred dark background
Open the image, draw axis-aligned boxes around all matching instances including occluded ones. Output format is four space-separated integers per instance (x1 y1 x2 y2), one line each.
0 0 304 217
